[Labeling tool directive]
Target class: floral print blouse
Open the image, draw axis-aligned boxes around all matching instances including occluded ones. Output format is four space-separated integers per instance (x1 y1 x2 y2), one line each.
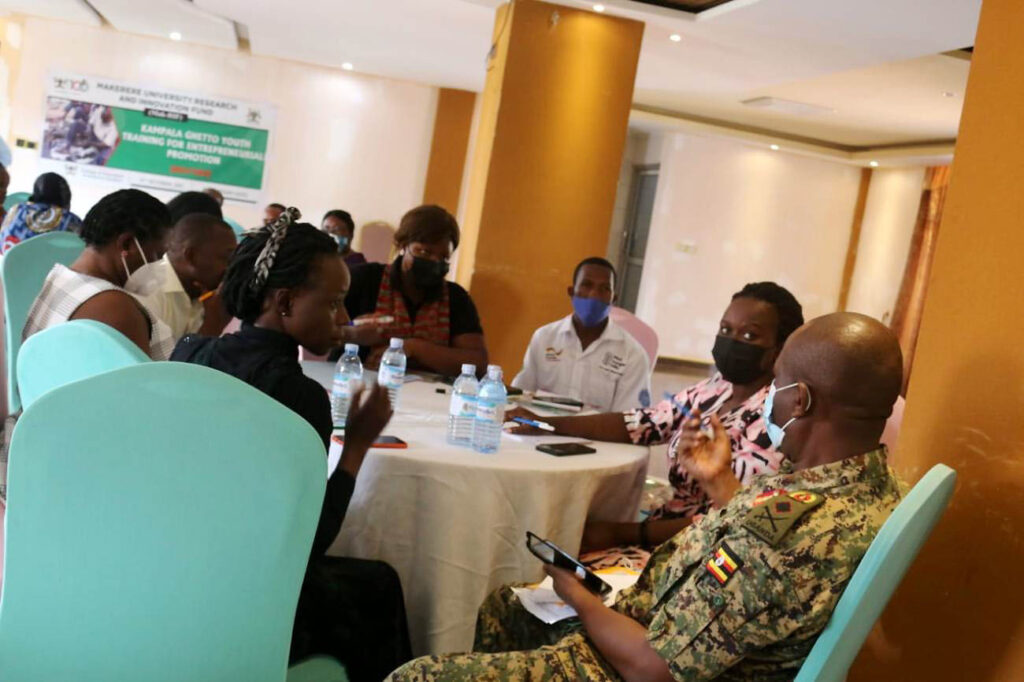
623 373 784 519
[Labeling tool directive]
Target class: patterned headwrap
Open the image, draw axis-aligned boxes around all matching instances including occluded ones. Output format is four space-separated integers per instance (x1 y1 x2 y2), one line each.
247 206 300 292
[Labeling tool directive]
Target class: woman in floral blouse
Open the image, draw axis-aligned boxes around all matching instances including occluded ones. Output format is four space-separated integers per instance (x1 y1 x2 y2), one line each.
507 281 804 570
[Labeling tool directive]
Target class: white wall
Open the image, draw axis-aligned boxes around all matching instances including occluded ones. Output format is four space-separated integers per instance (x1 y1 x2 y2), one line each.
635 133 863 362
6 17 438 237
845 167 924 323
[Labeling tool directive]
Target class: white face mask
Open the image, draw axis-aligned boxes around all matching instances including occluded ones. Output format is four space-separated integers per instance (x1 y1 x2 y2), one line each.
121 236 149 284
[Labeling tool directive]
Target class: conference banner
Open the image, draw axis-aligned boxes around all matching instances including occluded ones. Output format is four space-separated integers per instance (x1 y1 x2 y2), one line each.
40 72 275 203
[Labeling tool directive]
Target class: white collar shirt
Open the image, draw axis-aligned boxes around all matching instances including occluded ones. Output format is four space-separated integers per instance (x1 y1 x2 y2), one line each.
125 255 204 342
512 314 652 412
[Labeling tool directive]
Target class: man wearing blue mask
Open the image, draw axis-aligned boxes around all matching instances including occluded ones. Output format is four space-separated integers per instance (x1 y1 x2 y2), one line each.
512 257 651 412
321 209 367 267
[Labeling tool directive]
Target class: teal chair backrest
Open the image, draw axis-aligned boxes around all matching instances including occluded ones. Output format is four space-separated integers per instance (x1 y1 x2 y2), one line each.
16 319 149 409
2 192 29 212
225 216 246 237
0 362 327 681
1 231 85 413
795 463 957 682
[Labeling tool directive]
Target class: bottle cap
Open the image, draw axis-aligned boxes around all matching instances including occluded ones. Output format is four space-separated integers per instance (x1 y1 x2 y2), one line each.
487 364 501 373
389 337 404 349
487 365 502 380
461 363 476 375
344 343 359 354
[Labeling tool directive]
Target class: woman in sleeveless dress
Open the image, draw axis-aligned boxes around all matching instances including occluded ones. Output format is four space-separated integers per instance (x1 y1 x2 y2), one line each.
23 188 175 360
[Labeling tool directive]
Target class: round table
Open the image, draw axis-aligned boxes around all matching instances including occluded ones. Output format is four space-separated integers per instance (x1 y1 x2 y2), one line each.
301 361 650 656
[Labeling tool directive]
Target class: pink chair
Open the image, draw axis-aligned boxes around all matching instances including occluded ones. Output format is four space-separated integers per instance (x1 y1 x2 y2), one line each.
358 221 396 264
298 347 328 362
881 395 905 454
610 306 659 369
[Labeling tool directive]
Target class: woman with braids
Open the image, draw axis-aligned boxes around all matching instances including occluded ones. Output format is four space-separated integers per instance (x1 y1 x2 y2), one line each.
23 188 175 359
507 282 804 570
339 204 487 376
171 208 411 681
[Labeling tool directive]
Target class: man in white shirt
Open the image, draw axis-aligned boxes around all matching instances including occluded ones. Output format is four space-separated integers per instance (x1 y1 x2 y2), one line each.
512 257 651 412
127 213 237 340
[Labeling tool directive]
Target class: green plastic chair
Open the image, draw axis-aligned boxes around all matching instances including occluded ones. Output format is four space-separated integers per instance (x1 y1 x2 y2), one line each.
16 319 149 409
1 231 85 414
795 463 957 682
225 216 247 238
1 192 28 212
0 362 345 681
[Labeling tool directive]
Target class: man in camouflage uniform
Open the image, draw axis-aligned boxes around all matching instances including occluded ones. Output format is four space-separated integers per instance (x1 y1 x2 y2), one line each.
388 312 906 681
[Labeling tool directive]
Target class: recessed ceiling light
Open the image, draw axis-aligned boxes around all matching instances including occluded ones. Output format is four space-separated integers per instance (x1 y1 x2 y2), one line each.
770 144 780 151
169 31 182 41
342 62 354 71
869 161 879 167
670 34 682 42
593 4 605 12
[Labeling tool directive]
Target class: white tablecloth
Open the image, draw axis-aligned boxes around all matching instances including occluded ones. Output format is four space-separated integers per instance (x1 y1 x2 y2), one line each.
301 361 649 656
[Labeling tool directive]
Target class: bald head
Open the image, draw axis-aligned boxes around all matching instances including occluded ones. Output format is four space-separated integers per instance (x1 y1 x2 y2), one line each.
777 313 903 420
166 212 238 299
167 213 233 254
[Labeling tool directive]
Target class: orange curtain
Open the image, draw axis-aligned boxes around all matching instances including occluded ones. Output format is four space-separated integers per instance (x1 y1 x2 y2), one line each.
890 165 951 390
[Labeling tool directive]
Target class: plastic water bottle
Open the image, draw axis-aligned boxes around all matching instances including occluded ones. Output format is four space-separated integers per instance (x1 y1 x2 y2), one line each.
377 337 407 410
331 343 363 427
473 365 507 454
447 364 479 446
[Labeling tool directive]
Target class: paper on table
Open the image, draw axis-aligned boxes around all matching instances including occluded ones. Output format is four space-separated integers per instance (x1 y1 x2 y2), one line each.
500 431 593 446
511 567 641 624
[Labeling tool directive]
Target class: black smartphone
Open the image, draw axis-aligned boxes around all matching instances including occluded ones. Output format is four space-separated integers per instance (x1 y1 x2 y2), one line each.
331 434 408 449
525 531 611 596
536 443 597 456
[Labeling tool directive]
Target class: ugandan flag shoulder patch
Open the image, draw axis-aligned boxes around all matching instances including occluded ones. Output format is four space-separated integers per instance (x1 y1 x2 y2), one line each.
705 541 743 586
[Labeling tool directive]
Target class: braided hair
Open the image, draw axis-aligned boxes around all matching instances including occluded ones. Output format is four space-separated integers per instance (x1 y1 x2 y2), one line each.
732 282 804 347
79 189 171 248
220 209 340 323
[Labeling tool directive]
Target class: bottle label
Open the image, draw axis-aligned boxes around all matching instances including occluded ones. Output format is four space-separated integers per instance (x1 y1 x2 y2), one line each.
378 367 403 388
451 395 477 417
476 402 504 423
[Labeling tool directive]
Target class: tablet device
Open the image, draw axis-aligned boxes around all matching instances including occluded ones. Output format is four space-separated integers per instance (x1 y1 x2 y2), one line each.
525 531 611 596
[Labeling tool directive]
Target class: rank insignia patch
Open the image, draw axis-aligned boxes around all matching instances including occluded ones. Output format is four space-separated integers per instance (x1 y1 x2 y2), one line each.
742 490 826 545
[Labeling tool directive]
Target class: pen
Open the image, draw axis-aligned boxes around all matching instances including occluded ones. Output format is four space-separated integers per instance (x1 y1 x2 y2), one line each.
672 398 715 438
512 416 556 432
352 315 395 327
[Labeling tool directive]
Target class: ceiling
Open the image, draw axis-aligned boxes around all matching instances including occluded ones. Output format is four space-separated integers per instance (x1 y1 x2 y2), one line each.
0 0 982 148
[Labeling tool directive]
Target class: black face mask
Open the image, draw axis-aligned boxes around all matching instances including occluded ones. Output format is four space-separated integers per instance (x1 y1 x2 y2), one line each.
712 335 770 385
410 256 449 291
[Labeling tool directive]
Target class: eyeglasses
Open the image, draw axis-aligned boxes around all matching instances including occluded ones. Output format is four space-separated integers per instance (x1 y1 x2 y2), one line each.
407 245 450 264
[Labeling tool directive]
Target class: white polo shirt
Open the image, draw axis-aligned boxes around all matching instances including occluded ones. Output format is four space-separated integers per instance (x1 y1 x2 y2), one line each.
126 256 204 342
512 314 651 412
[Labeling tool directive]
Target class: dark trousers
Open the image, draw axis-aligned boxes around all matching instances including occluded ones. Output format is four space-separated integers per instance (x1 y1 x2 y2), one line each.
291 556 413 682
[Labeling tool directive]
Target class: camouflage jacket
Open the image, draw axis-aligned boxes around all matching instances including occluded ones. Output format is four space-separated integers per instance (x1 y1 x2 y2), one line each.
613 447 904 681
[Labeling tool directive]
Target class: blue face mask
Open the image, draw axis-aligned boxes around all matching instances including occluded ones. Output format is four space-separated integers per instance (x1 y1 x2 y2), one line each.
572 296 611 328
333 234 350 252
763 381 804 449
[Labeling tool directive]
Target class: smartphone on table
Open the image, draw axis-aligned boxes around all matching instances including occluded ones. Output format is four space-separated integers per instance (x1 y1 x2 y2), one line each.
536 442 597 456
331 434 408 449
525 531 611 596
